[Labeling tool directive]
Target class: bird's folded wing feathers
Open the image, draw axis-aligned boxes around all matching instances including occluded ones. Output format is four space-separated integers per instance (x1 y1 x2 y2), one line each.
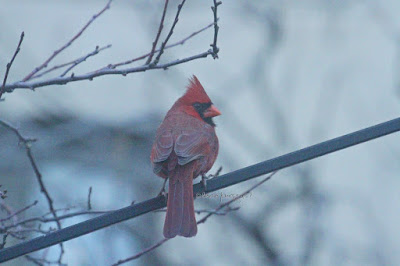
152 129 210 167
175 130 210 166
152 131 173 163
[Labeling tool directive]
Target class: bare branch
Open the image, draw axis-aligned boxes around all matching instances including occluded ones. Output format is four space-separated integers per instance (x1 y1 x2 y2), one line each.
112 238 169 266
113 171 277 265
29 45 111 80
87 187 92 210
210 0 221 58
198 171 277 224
24 255 44 266
1 0 220 93
0 201 43 243
22 0 114 81
0 32 24 100
145 0 169 65
102 20 217 69
0 199 114 264
8 227 56 236
1 200 113 238
0 235 8 250
25 255 64 266
59 45 112 77
0 119 64 262
3 50 212 91
7 210 111 229
153 0 187 65
0 119 36 144
0 201 38 223
0 201 14 217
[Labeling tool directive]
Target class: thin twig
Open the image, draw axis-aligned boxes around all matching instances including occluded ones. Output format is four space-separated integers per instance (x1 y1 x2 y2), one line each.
41 206 76 217
153 0 187 65
1 203 113 249
104 20 217 69
0 120 64 262
87 187 93 210
0 201 38 223
0 32 24 100
112 238 169 266
113 172 277 265
3 232 25 241
198 172 277 224
0 235 8 250
27 146 61 230
0 120 36 143
25 255 65 266
29 45 111 80
60 45 112 77
30 61 73 81
0 202 113 259
146 0 169 65
0 201 18 225
0 200 68 255
25 255 46 266
210 0 221 58
24 255 44 266
4 210 111 230
8 227 56 236
22 0 114 81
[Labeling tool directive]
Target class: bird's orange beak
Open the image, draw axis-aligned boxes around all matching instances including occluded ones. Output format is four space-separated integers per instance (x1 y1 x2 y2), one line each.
203 105 221 118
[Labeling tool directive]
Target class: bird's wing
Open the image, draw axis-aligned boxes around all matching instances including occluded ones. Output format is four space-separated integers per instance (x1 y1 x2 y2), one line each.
175 129 210 166
151 130 174 163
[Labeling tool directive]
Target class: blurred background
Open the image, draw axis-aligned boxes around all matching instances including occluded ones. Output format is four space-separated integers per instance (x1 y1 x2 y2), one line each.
1 0 400 265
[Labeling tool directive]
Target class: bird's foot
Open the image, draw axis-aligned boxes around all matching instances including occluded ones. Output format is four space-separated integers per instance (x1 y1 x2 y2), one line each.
201 167 223 190
157 178 168 198
201 174 208 190
204 166 222 180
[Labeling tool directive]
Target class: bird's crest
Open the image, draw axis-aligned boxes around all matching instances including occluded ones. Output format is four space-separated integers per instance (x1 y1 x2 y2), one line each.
179 75 212 104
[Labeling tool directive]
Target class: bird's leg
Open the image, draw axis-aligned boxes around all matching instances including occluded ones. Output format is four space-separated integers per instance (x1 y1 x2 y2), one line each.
201 167 222 190
158 178 168 197
201 174 208 190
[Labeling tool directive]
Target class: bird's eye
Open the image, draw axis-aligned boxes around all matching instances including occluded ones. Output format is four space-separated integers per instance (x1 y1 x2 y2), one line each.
193 102 201 109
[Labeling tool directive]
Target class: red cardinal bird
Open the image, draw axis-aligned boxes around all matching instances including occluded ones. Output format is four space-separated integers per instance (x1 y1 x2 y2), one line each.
150 75 221 238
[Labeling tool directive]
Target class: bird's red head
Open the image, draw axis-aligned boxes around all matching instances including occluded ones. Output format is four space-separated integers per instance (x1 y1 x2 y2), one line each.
177 75 221 126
